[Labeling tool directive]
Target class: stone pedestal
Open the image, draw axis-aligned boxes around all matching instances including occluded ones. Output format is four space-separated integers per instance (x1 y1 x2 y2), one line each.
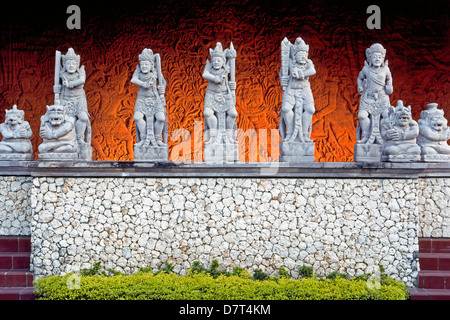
381 154 420 162
279 141 315 162
354 143 382 162
38 153 78 161
204 142 238 163
421 154 450 162
134 144 168 161
0 153 33 161
78 143 93 161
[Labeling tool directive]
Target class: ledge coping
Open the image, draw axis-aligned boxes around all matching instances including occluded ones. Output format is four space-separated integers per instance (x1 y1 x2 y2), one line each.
0 161 448 179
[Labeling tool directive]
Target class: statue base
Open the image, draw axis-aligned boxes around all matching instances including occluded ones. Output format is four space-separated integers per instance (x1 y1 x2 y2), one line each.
78 143 93 161
421 154 450 162
279 140 315 162
204 142 239 163
0 153 34 161
134 144 169 161
354 143 382 162
381 154 421 162
38 153 78 161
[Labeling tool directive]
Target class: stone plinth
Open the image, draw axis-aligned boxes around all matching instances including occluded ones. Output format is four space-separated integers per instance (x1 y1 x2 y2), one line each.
134 144 169 161
279 141 315 162
354 143 382 162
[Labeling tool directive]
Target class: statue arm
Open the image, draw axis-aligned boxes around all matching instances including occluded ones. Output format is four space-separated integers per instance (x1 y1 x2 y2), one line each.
54 122 73 138
403 122 419 140
357 69 366 93
130 66 147 87
68 66 86 87
0 124 14 139
303 60 316 78
385 69 393 95
420 125 442 141
202 62 220 83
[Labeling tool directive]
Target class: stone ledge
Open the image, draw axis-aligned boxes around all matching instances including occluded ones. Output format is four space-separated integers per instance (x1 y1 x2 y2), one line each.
0 161 448 178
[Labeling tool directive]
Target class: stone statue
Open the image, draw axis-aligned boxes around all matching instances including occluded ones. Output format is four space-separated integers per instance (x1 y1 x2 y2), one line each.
380 100 420 162
53 48 92 161
279 37 316 162
202 42 238 162
0 105 33 160
38 104 78 161
417 103 450 162
131 48 168 161
354 43 393 162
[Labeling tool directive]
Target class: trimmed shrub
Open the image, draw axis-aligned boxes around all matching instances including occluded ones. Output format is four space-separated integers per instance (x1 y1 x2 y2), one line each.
34 262 409 300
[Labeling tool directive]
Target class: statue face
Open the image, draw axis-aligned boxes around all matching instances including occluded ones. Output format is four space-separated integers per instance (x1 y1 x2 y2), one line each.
48 107 65 127
430 116 446 132
395 112 411 127
295 51 307 63
212 57 224 70
140 60 154 74
371 52 384 67
65 59 78 74
5 113 21 126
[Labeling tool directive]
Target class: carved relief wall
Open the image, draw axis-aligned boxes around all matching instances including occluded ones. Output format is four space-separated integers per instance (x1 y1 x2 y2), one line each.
0 0 448 161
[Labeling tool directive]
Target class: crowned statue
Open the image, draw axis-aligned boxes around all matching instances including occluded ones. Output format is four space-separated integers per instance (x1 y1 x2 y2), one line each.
354 43 393 162
202 42 238 162
417 103 450 162
279 37 316 162
131 48 168 161
0 105 33 160
380 100 421 162
53 48 92 161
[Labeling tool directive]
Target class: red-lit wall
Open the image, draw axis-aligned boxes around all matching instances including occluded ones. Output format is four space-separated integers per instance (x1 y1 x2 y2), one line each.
0 0 448 161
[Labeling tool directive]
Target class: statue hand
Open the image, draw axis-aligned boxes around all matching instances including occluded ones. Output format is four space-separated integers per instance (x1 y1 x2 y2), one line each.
388 129 400 141
229 81 236 90
280 76 289 88
17 128 27 138
158 85 165 95
53 85 61 93
358 86 364 94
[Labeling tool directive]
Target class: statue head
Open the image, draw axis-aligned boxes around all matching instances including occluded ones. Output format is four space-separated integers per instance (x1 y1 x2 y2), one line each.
62 48 81 74
292 37 309 63
5 105 24 126
138 48 155 74
46 104 66 127
366 43 386 67
210 42 226 70
420 103 448 132
393 100 412 127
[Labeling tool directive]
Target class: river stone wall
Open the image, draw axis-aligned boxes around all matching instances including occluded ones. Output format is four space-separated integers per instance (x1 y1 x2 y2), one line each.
25 176 448 287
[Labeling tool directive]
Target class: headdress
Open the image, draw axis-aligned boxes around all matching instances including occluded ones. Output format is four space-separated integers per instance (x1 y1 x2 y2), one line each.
210 42 226 60
139 48 155 62
62 48 81 65
291 37 309 57
393 100 411 116
5 105 24 120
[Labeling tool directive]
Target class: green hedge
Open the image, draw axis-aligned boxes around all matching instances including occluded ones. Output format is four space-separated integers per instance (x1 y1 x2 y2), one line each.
34 262 409 300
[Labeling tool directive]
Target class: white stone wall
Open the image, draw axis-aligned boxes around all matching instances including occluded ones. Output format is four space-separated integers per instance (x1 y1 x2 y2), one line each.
28 177 446 287
0 176 33 236
0 174 447 287
417 178 450 238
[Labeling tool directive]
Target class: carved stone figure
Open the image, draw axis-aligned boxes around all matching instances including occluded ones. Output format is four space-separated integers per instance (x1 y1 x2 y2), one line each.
203 42 238 162
38 104 78 161
354 43 393 162
380 100 420 162
417 103 450 162
131 48 168 161
53 48 92 161
0 105 33 160
279 37 316 162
